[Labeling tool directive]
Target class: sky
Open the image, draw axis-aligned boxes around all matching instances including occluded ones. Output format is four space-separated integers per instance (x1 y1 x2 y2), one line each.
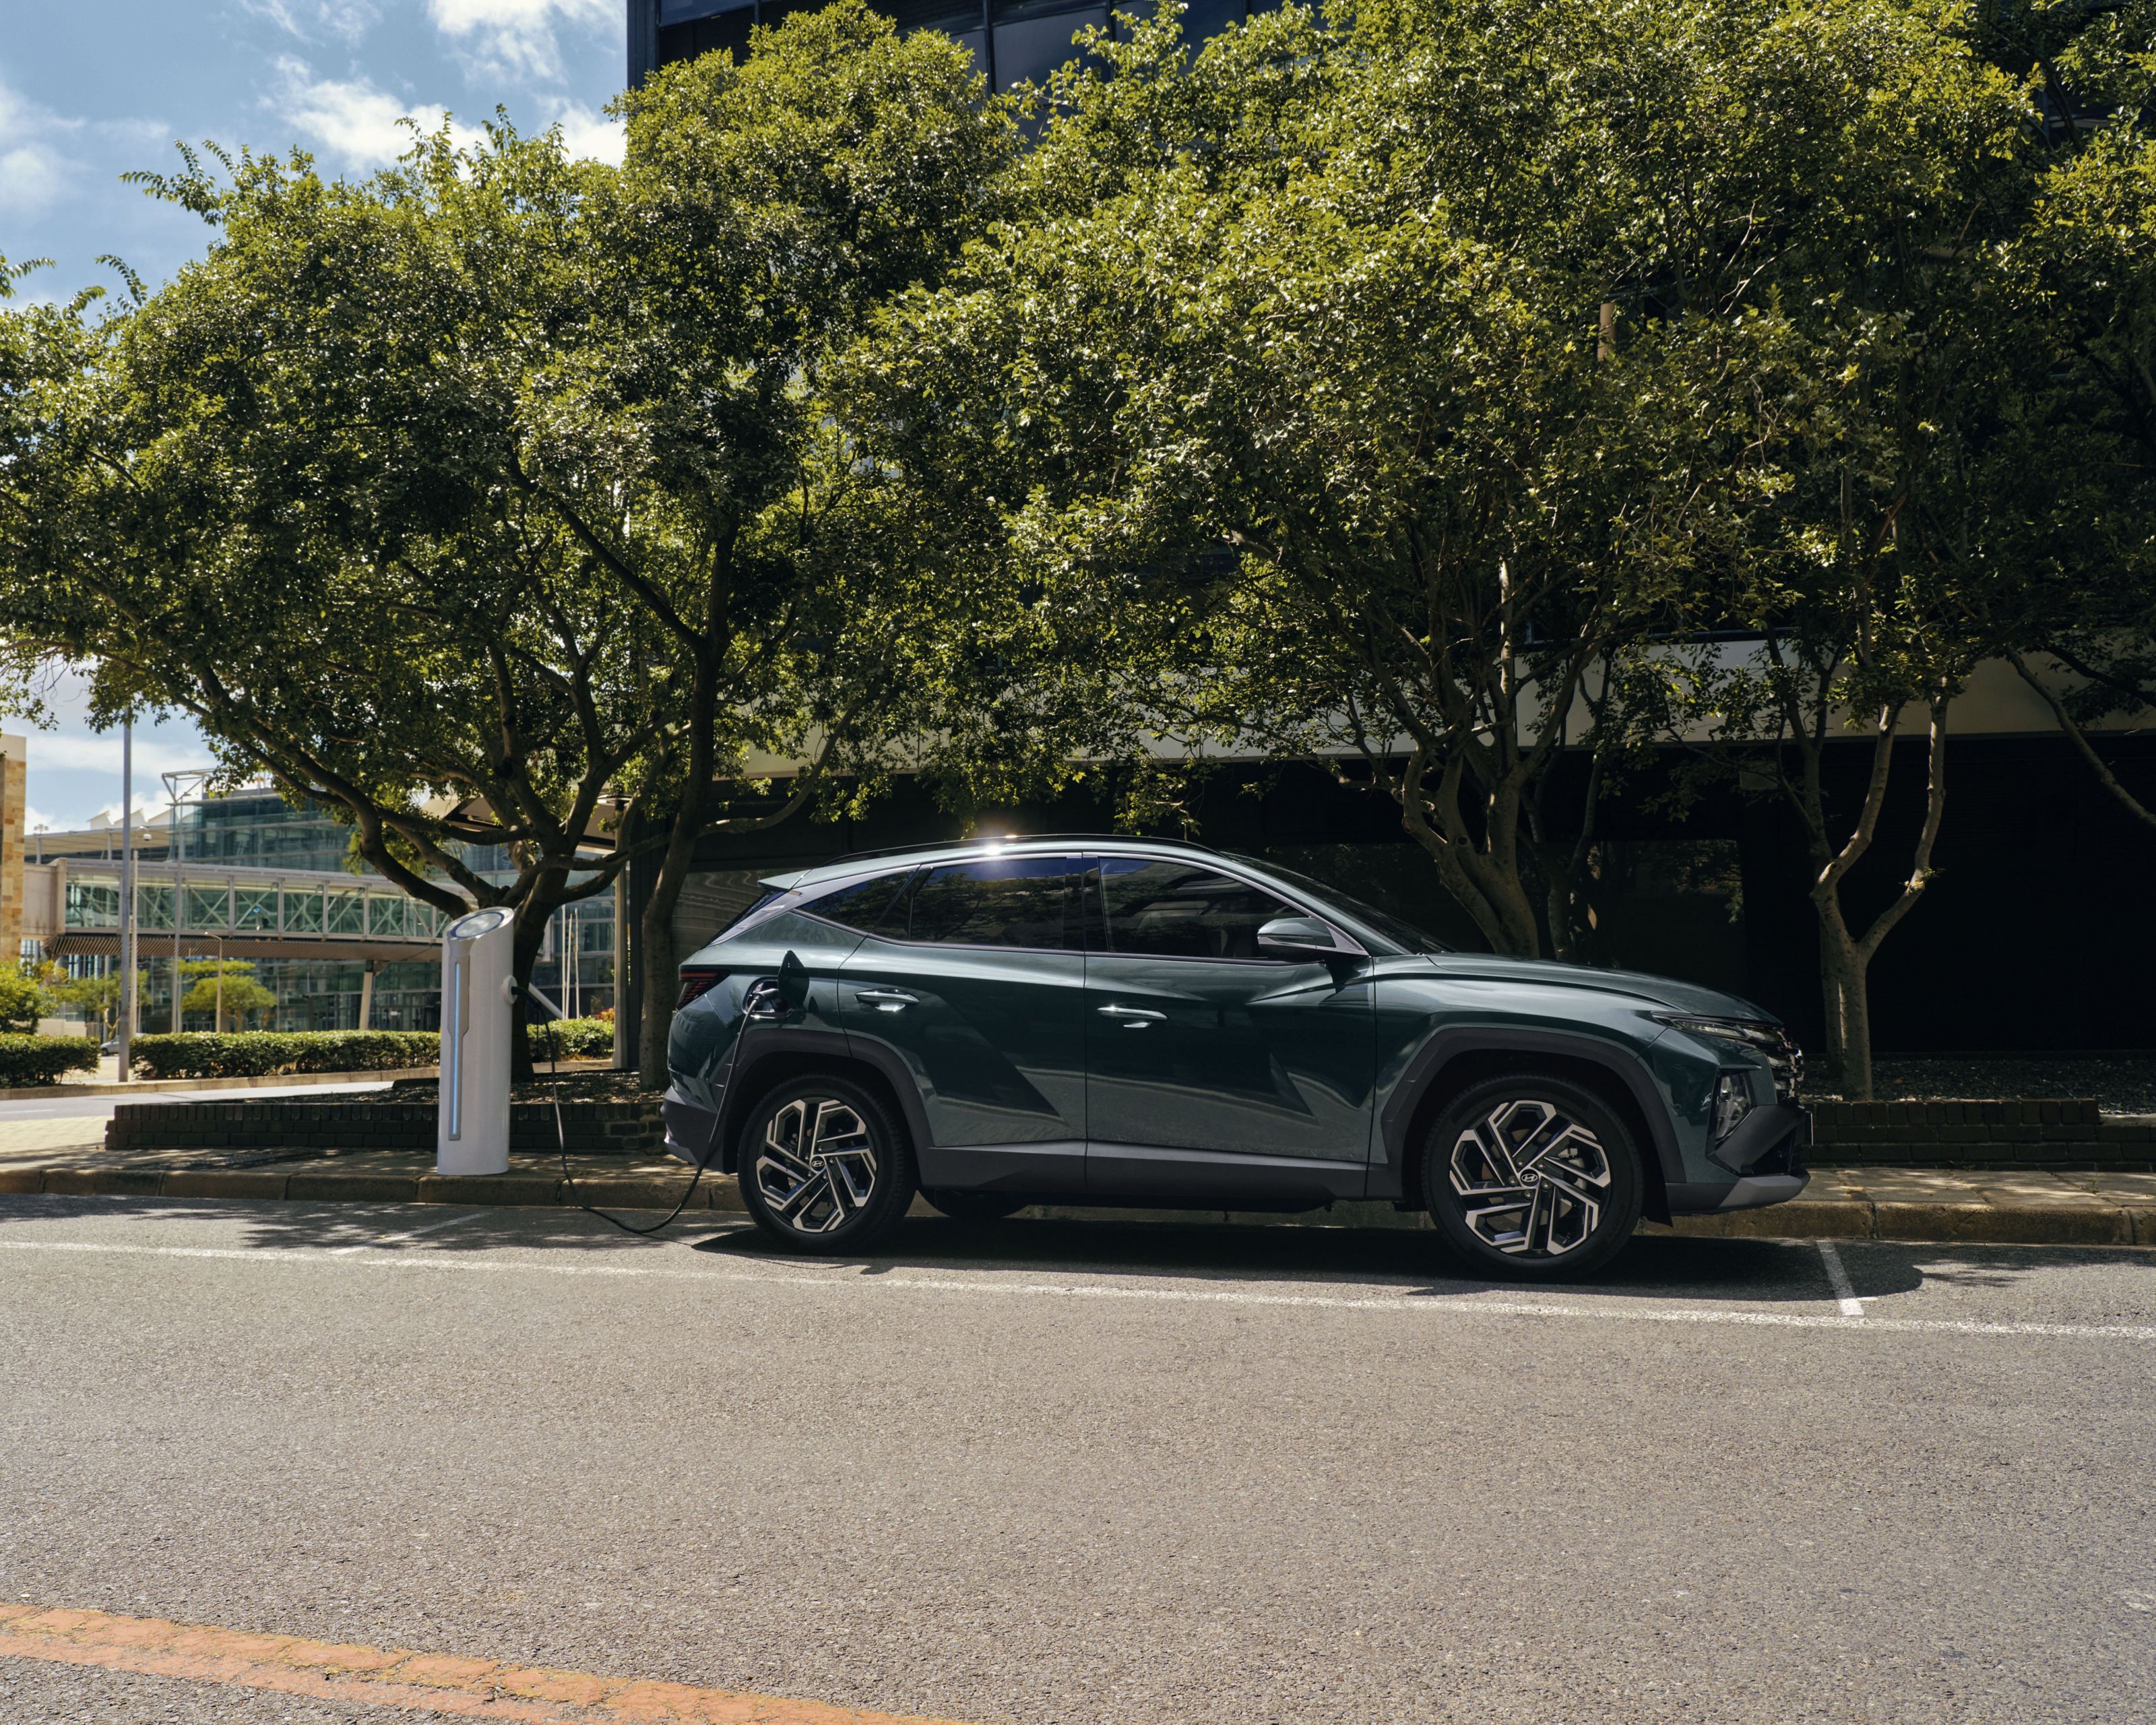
1 0 628 835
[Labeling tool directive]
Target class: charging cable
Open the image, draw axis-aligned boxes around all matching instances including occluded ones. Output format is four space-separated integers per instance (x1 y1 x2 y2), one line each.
519 978 724 1233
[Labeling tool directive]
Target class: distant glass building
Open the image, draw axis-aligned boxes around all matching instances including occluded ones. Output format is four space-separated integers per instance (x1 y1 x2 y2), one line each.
32 787 614 1034
629 0 1279 93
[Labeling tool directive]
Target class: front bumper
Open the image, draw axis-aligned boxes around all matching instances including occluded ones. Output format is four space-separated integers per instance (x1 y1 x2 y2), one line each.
1669 1100 1810 1214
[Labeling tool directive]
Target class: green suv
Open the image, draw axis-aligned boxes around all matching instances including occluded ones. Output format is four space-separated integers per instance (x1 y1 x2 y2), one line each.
662 837 1808 1278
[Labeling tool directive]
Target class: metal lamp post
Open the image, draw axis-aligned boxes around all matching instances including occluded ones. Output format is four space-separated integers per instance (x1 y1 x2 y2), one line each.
161 769 211 1032
117 718 137 1081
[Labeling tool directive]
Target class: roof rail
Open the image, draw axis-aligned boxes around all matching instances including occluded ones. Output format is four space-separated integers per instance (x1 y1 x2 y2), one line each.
830 831 1222 865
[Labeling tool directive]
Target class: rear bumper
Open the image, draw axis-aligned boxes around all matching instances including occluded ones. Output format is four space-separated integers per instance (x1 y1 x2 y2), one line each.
662 1088 720 1168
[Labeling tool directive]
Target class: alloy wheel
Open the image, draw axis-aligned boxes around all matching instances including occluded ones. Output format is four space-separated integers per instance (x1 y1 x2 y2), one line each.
1448 1098 1614 1259
751 1095 879 1235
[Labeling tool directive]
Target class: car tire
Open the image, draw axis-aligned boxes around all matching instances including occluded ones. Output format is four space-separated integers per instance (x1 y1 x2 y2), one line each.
737 1075 916 1255
922 1189 1030 1222
1421 1073 1643 1280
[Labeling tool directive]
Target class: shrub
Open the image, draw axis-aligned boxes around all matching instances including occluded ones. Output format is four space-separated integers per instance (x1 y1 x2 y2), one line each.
129 1031 443 1080
526 1016 615 1061
0 1035 100 1088
0 966 49 1035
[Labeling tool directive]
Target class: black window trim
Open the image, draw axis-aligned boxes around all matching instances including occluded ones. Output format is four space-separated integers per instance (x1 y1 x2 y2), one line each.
1086 850 1368 966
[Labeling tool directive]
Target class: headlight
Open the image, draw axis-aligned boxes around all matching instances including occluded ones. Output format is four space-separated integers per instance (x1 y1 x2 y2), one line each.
1711 1071 1754 1141
1653 1013 1803 1103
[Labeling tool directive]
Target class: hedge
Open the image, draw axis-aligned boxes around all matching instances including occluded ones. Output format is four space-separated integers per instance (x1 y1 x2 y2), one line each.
0 1035 100 1088
527 1017 615 1061
129 1031 443 1080
126 1019 616 1079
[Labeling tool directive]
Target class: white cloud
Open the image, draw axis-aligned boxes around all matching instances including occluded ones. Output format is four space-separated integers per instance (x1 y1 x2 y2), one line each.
0 79 84 217
9 663 218 832
547 99 623 164
268 57 476 170
240 1 381 43
428 0 614 85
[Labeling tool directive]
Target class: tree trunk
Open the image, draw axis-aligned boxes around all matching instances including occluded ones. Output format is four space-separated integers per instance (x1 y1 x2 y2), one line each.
1814 914 1872 1099
1790 689 1950 1102
637 810 701 1091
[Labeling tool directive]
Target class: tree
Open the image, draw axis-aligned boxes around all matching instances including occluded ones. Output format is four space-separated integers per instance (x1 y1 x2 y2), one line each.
1 1 1032 1082
846 0 2024 962
0 964 46 1034
1984 119 2156 829
177 960 278 1030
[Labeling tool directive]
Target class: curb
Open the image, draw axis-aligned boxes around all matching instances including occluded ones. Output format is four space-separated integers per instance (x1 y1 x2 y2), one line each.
1 1164 2153 1247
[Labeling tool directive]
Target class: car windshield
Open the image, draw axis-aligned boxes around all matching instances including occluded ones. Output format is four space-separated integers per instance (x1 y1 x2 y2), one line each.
1228 857 1453 953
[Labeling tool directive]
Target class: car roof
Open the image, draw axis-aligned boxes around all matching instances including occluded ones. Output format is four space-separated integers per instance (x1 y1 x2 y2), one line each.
759 834 1223 894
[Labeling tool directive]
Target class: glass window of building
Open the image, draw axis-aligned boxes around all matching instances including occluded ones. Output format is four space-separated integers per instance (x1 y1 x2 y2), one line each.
65 879 121 929
235 887 276 931
327 889 365 936
185 885 230 931
284 887 324 933
367 896 408 937
137 883 174 931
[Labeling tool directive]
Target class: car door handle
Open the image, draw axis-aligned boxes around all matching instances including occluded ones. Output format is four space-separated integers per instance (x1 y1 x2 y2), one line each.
854 989 919 1013
1098 1003 1166 1028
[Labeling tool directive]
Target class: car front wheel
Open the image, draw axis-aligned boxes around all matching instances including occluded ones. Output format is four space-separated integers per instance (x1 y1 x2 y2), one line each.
1422 1074 1643 1280
738 1076 914 1254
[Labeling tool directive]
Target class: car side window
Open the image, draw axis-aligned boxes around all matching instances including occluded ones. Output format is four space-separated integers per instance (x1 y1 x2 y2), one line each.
908 856 1077 949
802 868 919 935
1098 857 1297 960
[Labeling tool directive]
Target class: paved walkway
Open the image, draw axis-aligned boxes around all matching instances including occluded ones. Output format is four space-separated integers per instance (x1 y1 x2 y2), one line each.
0 1083 394 1170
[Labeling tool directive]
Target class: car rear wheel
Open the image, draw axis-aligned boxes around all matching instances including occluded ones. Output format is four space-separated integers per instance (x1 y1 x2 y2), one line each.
1422 1074 1643 1280
922 1190 1030 1222
737 1076 914 1254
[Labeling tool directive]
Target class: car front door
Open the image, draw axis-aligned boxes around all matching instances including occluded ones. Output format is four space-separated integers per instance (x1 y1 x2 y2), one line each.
1082 855 1375 1206
837 854 1088 1197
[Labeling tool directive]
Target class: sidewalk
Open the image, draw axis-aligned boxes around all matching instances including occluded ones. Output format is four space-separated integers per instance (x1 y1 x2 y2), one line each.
1 1142 2151 1246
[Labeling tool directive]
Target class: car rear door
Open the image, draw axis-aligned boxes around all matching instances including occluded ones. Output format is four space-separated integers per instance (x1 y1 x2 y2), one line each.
837 854 1088 1197
1082 854 1374 1206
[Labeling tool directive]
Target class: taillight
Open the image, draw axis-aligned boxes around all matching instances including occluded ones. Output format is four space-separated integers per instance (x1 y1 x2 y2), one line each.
676 968 722 1009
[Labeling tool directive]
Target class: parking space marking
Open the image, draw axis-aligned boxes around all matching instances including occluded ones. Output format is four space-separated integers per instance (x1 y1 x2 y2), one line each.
330 1208 493 1254
5 1233 2156 1343
1816 1240 1868 1317
0 1600 972 1723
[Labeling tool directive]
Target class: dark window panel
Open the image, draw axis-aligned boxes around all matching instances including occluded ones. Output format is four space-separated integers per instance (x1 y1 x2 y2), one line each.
804 869 920 935
993 5 1107 89
1099 856 1293 960
909 856 1078 949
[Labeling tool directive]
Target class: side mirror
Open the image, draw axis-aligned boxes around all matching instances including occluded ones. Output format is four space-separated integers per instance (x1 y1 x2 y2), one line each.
1257 915 1344 960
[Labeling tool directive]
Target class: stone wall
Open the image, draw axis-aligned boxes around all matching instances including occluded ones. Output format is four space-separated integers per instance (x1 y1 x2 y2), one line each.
1810 1099 2155 1167
105 1094 667 1158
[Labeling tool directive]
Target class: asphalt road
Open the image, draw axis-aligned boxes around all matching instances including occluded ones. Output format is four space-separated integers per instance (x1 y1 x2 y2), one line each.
2 1195 2153 1724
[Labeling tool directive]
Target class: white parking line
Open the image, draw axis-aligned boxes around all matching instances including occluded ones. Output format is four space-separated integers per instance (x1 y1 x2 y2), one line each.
3 1234 2155 1343
1816 1240 1867 1317
328 1209 493 1254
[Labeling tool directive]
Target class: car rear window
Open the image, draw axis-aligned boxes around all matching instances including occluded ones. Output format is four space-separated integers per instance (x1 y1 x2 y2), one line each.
801 868 919 935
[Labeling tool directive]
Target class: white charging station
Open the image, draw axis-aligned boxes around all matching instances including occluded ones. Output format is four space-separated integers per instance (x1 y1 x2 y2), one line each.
438 906 515 1176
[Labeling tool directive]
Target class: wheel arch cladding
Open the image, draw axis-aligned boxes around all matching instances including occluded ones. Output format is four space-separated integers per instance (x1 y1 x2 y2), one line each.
1389 1037 1674 1227
721 1039 923 1174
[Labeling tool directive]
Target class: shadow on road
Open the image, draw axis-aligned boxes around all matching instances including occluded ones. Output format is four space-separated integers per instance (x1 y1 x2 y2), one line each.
691 1214 1924 1306
10 1192 2141 1311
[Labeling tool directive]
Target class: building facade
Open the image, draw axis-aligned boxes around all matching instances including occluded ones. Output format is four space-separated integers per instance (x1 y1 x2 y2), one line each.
24 782 616 1034
630 0 1278 90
